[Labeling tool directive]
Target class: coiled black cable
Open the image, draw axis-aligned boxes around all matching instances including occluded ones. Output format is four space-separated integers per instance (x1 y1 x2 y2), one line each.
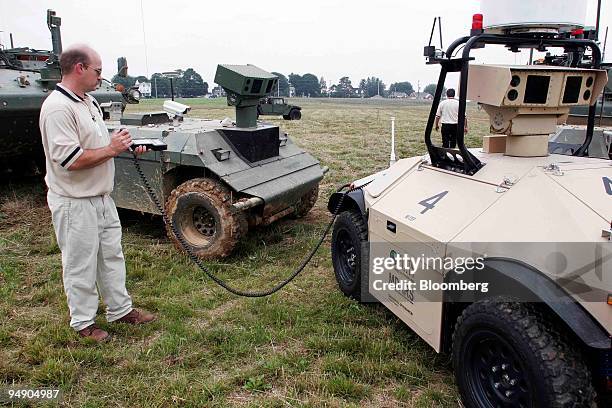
132 153 361 297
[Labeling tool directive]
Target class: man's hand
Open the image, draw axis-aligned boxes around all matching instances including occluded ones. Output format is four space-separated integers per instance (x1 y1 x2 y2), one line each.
108 129 132 156
133 146 147 155
464 126 468 134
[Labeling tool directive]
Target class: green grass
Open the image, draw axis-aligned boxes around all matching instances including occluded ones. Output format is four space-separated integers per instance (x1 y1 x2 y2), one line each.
0 98 487 406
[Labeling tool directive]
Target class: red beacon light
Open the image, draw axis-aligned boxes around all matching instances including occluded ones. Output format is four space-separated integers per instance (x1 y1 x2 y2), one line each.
472 14 484 30
471 13 484 35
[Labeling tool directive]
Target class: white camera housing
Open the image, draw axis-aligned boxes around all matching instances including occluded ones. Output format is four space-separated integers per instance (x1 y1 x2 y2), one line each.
163 100 191 116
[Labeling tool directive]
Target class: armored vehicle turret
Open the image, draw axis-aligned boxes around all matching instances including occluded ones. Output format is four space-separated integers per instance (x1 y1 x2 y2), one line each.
328 2 611 406
0 10 138 175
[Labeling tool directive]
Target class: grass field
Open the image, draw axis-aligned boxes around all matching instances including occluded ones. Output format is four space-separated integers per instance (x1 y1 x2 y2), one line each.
0 98 490 407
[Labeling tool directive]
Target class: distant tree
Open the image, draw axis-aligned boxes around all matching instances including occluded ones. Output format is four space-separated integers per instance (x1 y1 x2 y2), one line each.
424 83 446 97
389 81 414 94
150 73 170 98
301 73 320 97
363 77 385 97
289 73 320 97
271 72 289 96
177 68 207 97
359 79 367 94
319 77 327 95
333 76 353 97
288 73 302 96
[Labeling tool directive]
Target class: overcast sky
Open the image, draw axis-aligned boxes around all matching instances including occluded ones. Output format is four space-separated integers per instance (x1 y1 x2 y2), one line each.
1 0 610 90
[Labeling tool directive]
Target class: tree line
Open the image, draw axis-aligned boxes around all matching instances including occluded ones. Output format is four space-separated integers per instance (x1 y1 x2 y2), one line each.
112 68 208 98
112 68 444 99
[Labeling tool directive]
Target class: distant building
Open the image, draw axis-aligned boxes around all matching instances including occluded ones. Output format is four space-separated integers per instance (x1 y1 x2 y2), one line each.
135 80 152 98
390 91 409 98
409 91 434 100
211 86 226 98
326 85 363 98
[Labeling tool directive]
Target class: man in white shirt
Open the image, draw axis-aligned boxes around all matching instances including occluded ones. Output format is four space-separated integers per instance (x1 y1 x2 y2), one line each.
40 44 155 342
434 88 468 148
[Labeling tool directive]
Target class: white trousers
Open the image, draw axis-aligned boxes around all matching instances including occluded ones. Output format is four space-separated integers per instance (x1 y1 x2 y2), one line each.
47 191 132 331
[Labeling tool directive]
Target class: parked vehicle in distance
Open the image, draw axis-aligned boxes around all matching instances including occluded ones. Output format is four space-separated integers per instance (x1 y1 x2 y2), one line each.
257 97 301 120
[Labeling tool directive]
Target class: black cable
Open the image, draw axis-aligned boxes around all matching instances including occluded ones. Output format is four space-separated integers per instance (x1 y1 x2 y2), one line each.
132 153 362 297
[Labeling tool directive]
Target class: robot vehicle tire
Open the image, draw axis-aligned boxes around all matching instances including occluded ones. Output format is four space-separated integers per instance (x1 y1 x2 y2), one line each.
331 210 368 301
452 298 597 408
165 178 247 259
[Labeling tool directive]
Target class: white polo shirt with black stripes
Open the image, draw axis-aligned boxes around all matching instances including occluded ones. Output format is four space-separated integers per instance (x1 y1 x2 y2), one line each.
40 84 114 198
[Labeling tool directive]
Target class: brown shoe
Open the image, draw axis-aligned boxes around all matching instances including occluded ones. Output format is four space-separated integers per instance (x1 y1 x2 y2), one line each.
115 309 156 325
78 324 110 342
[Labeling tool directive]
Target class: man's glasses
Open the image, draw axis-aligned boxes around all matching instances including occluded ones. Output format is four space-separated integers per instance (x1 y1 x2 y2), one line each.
81 63 102 76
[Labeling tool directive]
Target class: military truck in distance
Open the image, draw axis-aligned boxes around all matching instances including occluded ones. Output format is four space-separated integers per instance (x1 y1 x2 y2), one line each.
328 5 611 407
0 10 138 175
257 97 301 120
109 64 323 259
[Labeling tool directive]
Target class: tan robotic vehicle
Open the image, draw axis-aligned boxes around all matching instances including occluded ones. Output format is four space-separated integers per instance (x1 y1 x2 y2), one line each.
328 6 611 408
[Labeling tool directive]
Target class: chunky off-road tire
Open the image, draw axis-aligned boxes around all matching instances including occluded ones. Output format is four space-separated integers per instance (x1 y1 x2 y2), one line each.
289 109 301 120
282 114 291 120
452 298 597 408
331 211 368 301
165 178 247 259
292 185 319 218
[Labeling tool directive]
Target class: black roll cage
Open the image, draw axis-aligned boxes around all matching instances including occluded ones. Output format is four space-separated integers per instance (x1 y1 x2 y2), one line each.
425 34 602 175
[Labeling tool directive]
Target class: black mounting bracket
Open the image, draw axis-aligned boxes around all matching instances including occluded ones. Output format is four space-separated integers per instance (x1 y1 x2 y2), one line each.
422 33 602 175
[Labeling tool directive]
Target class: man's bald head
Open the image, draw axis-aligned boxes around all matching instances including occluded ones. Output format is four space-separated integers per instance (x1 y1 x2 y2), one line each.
59 44 100 76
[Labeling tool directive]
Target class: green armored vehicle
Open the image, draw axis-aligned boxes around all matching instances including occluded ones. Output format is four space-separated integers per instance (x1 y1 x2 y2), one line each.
0 10 137 175
257 96 302 120
110 64 323 258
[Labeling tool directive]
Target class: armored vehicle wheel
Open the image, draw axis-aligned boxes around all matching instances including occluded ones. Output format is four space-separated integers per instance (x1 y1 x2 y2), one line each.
452 298 597 408
289 109 301 120
292 185 319 218
331 211 367 301
282 114 291 120
165 178 247 259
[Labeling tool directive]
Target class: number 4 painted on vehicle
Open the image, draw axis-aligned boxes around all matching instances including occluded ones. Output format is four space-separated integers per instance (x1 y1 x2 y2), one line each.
418 191 449 214
604 177 612 196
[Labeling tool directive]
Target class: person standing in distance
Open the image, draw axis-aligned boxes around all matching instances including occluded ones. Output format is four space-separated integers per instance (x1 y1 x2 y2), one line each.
40 44 155 342
434 88 468 148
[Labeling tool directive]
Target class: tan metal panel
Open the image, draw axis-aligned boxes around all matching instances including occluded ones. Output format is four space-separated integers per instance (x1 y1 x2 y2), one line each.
367 157 423 198
369 167 506 244
546 164 612 221
467 65 511 106
368 232 444 351
453 167 609 242
505 134 549 157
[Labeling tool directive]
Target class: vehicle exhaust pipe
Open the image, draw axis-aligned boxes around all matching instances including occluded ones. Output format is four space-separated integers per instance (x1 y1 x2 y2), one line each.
233 197 264 211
